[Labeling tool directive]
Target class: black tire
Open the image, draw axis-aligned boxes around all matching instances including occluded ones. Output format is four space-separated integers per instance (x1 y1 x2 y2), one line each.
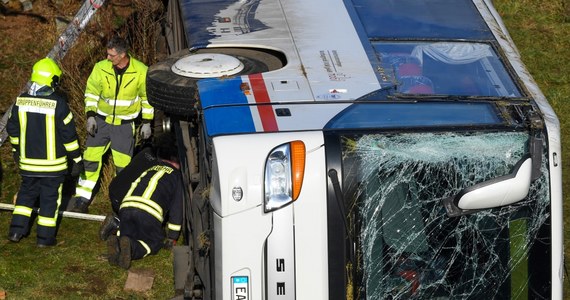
147 48 285 117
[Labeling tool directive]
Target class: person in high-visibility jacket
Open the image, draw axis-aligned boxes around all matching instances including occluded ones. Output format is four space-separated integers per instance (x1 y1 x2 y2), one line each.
67 35 154 213
7 57 83 247
99 133 183 269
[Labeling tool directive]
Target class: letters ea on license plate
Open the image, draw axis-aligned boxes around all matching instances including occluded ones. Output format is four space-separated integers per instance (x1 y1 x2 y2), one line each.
232 276 249 300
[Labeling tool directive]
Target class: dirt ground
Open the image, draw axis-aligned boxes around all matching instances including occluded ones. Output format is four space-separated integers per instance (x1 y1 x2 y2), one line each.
0 0 78 112
0 0 85 203
0 0 158 199
0 0 144 109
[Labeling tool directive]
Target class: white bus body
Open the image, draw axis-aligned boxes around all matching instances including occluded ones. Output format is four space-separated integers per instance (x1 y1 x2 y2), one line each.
147 0 563 299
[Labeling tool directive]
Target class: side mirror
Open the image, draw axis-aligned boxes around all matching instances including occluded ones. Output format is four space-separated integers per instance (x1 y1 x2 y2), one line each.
443 155 532 217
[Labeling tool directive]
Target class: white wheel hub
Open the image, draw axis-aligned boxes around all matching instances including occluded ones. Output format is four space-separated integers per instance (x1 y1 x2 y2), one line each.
171 53 245 78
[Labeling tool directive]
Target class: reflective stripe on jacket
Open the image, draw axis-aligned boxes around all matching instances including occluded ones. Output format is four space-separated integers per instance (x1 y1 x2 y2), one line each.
114 157 183 241
7 93 82 176
84 55 153 125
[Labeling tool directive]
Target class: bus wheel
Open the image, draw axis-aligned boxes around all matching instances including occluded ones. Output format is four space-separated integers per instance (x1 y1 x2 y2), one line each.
147 48 285 117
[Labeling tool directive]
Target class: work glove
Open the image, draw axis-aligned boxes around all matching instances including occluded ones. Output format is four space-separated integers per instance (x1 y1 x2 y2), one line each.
86 116 97 136
163 238 177 250
139 123 152 140
70 160 84 177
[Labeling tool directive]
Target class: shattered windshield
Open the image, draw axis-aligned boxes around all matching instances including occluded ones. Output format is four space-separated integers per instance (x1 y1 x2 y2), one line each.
341 131 551 299
374 42 522 97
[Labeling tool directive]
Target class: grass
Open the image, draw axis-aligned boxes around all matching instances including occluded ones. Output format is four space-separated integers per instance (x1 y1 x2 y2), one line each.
0 203 176 299
495 0 570 297
0 0 569 298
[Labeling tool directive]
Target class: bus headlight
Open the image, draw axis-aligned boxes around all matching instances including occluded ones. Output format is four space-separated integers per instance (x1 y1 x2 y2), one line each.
264 141 306 212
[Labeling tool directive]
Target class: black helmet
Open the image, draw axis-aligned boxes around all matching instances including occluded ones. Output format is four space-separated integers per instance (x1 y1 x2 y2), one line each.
154 133 178 162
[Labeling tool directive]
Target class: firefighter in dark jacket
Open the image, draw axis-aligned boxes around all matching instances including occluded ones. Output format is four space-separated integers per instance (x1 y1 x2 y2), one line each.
99 133 183 269
7 57 83 247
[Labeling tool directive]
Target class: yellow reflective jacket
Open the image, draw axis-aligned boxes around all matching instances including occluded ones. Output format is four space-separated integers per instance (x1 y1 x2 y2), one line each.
84 55 153 125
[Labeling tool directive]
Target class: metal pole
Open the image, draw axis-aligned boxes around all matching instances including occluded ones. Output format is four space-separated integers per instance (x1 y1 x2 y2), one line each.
0 203 105 222
0 0 107 145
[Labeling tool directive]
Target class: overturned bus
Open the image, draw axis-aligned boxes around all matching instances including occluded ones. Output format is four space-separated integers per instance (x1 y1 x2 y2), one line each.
146 0 564 298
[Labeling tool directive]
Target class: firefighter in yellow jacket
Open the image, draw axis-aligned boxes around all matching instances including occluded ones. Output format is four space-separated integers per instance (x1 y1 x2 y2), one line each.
7 57 83 247
67 36 154 213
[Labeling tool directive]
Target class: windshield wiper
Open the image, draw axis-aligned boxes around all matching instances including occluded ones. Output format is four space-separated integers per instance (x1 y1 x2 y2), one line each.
390 93 532 102
328 169 356 266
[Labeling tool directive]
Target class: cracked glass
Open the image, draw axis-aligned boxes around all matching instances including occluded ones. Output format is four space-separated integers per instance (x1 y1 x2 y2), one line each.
341 131 551 299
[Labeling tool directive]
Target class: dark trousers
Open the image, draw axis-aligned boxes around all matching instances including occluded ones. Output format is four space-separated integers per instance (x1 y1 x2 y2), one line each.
119 208 165 260
10 176 65 243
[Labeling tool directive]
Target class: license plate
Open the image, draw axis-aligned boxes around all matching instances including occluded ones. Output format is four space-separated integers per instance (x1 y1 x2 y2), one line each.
232 276 249 300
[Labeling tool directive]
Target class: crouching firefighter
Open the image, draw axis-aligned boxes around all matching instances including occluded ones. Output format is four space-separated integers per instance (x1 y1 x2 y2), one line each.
99 133 183 269
7 57 83 247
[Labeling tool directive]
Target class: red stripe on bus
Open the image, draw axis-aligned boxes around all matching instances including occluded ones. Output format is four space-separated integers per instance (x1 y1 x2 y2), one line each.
249 73 278 131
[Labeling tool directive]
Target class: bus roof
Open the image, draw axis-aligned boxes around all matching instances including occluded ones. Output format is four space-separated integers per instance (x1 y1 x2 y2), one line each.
173 0 551 136
180 0 494 47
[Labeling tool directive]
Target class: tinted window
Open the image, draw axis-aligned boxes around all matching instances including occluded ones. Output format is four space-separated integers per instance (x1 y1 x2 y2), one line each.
351 0 494 40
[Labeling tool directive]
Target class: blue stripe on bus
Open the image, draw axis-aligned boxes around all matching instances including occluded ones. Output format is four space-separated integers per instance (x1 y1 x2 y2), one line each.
198 77 249 107
203 107 257 137
198 78 256 137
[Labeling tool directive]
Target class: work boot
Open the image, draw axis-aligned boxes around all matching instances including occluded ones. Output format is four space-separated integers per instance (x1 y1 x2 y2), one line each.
118 236 132 270
99 214 120 241
37 237 57 247
7 232 24 243
66 196 90 213
107 235 120 266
